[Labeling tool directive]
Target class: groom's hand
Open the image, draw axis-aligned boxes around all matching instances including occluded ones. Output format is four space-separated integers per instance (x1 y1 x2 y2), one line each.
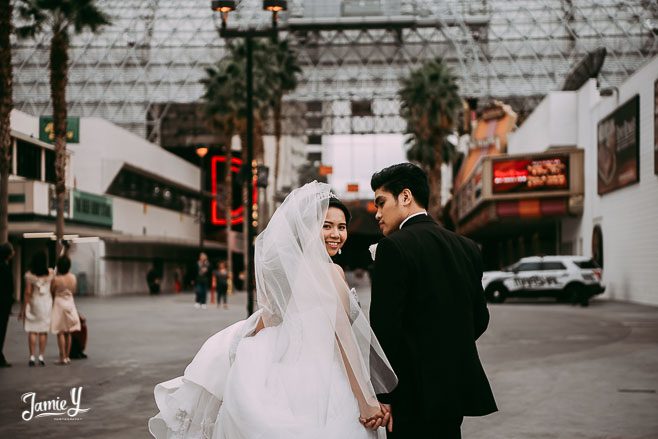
381 403 393 432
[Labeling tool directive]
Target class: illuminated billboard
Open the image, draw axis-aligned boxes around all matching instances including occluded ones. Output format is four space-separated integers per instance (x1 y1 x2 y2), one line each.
597 95 640 195
493 156 569 194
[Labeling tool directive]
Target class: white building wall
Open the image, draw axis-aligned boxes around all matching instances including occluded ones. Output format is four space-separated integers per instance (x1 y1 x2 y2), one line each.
578 58 658 306
511 56 658 306
508 92 578 154
67 240 103 296
103 258 151 296
111 198 198 242
9 110 39 137
9 110 199 198
9 109 205 296
72 117 199 194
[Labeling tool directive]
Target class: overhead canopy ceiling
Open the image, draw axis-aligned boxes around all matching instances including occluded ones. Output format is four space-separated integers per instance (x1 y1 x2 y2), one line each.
11 0 658 141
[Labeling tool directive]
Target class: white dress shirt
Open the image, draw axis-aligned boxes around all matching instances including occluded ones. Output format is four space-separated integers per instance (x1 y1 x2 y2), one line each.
399 211 428 229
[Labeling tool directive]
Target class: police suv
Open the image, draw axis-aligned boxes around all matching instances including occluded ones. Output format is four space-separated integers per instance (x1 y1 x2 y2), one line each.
482 256 605 306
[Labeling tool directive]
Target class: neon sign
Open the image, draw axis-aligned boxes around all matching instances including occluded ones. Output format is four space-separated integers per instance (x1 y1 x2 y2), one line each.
210 155 258 226
493 156 569 193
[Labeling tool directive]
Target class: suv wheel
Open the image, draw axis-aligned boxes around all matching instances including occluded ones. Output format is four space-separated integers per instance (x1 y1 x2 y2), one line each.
486 284 507 303
565 284 589 307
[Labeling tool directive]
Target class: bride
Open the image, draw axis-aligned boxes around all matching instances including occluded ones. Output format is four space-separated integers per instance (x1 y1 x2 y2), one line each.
149 181 397 439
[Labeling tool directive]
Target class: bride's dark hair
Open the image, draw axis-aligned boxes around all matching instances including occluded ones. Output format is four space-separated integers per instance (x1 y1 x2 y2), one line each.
328 196 351 224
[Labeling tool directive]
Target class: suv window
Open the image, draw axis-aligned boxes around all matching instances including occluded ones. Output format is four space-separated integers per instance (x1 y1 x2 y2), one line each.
516 262 541 271
575 259 600 269
542 262 566 270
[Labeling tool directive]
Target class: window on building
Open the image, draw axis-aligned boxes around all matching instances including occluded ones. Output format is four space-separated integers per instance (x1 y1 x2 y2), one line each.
306 100 323 113
107 167 199 214
44 149 56 184
351 100 373 117
307 151 322 162
307 134 322 145
16 139 41 180
306 116 323 129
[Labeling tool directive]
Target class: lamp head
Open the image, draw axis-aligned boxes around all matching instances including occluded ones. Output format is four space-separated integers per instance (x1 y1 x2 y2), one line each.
196 146 209 158
263 0 287 12
211 0 236 13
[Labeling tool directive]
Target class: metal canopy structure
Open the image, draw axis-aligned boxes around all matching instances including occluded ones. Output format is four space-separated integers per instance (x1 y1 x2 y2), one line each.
11 0 658 141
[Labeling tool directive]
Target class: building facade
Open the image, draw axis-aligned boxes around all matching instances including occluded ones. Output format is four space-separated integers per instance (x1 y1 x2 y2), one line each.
459 55 658 306
8 110 212 297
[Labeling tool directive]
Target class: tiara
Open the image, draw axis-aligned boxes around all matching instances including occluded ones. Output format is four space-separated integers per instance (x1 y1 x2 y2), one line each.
316 192 334 201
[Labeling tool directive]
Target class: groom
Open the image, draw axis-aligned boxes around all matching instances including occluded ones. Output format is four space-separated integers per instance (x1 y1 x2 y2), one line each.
366 163 497 438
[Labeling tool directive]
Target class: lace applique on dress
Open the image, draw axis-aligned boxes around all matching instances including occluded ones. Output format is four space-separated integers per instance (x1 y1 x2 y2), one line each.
174 409 192 438
348 288 361 323
200 417 215 439
166 388 221 439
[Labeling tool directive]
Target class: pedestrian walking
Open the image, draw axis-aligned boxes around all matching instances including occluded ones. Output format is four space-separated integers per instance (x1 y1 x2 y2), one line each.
19 251 54 367
147 266 161 295
50 255 81 365
173 266 183 293
0 243 15 368
194 253 210 309
213 260 229 309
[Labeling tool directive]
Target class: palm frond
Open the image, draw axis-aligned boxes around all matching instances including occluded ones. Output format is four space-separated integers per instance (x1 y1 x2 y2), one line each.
399 57 461 169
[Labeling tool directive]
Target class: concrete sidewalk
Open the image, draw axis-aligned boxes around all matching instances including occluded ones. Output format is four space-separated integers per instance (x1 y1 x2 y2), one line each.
0 291 657 438
0 291 248 439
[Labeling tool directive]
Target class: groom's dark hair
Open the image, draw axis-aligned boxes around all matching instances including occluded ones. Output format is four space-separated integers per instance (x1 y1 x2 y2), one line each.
370 163 429 209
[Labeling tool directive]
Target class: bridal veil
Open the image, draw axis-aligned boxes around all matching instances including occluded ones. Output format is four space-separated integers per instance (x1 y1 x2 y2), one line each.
254 181 397 420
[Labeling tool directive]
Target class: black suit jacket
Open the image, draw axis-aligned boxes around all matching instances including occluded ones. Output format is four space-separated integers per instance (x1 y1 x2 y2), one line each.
370 214 497 420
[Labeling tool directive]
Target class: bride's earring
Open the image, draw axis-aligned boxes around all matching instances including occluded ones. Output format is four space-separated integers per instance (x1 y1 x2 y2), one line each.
338 248 342 255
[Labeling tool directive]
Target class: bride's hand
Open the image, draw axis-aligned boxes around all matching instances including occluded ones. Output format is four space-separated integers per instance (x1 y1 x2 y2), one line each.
359 403 392 431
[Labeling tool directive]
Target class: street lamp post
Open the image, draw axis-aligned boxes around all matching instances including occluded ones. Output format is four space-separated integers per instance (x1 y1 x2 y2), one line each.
196 146 209 251
210 0 285 316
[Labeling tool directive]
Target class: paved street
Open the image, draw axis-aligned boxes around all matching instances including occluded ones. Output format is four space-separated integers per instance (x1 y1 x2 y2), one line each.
1 289 657 439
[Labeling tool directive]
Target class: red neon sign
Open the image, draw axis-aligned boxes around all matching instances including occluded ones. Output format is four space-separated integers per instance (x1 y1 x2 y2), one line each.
492 156 568 194
210 155 258 226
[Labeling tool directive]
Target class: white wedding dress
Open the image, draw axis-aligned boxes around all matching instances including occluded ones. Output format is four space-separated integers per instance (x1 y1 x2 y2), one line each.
149 182 395 439
149 308 382 439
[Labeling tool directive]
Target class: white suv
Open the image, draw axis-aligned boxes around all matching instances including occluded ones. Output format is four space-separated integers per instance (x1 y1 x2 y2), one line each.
482 256 605 306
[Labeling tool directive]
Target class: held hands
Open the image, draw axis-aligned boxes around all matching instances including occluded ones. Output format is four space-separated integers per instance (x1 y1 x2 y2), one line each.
359 403 393 432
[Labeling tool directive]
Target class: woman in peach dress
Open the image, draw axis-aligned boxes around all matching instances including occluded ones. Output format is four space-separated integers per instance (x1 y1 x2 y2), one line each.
50 255 81 365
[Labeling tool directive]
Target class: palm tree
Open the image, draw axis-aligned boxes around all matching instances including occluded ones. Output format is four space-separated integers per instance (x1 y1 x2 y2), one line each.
17 0 110 254
266 39 301 196
0 0 14 244
399 58 461 221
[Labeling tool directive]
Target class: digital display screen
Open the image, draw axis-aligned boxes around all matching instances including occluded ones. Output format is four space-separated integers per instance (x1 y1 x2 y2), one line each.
493 156 569 193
